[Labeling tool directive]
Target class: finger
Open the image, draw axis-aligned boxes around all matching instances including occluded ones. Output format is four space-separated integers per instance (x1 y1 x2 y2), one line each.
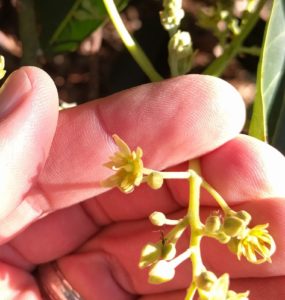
0 262 41 300
6 204 97 266
61 198 284 296
37 75 245 211
167 134 285 207
0 67 58 243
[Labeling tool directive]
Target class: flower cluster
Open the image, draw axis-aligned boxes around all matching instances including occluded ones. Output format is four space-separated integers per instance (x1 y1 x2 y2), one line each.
204 210 276 264
102 135 276 300
196 272 249 300
159 0 184 32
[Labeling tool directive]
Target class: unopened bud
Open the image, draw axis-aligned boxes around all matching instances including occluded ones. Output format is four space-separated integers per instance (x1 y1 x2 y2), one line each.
223 216 245 237
148 260 175 284
139 243 161 268
160 0 184 31
216 232 231 244
168 30 193 76
161 243 176 260
205 215 221 233
147 172 164 190
196 271 217 291
235 210 252 225
149 212 166 226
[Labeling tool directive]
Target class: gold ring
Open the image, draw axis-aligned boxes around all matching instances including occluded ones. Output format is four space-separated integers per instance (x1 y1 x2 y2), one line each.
36 262 83 300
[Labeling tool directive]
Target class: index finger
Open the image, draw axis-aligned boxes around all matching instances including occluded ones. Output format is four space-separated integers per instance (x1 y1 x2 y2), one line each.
0 75 245 242
39 74 245 210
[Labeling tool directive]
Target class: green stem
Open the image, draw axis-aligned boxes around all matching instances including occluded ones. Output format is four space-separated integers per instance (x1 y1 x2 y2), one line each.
143 168 190 179
201 180 231 213
102 0 163 82
17 0 39 66
185 282 197 300
188 172 203 275
203 0 267 76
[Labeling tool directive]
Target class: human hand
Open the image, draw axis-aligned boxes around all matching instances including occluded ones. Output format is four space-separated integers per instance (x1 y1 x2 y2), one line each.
0 67 284 300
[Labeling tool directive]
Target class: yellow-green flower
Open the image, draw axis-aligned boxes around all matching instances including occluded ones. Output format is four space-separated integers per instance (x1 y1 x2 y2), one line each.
197 273 230 300
228 224 276 264
102 134 144 193
197 272 249 300
0 55 6 80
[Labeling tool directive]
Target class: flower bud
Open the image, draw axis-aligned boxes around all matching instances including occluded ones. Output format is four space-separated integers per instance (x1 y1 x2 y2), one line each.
148 260 175 284
196 271 217 291
235 210 252 225
216 232 231 244
160 0 184 31
168 30 193 76
149 212 166 226
139 243 161 268
205 215 221 233
223 216 245 237
147 172 164 190
161 242 176 260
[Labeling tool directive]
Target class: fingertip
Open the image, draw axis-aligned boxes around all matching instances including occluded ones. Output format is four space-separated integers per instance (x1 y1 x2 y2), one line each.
201 135 285 204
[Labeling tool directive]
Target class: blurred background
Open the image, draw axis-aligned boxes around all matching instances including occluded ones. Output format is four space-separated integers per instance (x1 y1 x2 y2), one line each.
0 0 271 105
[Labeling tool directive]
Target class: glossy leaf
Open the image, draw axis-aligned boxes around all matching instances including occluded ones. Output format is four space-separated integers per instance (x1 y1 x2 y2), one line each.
272 91 285 154
35 0 128 53
249 0 285 142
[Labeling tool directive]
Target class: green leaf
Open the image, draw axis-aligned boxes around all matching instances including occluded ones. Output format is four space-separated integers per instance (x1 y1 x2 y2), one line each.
272 91 285 154
249 0 285 142
35 0 128 53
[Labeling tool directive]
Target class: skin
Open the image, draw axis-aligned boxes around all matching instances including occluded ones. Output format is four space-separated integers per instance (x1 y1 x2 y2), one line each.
0 67 285 300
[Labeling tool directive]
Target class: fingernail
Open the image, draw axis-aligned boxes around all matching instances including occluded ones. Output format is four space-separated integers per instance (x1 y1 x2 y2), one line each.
0 69 32 119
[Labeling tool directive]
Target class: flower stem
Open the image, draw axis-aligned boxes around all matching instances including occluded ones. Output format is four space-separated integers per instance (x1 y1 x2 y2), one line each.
185 282 197 300
102 0 163 82
188 172 204 279
143 168 190 179
201 180 231 213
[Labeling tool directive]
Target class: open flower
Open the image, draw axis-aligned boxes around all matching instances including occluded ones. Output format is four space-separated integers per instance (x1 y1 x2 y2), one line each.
0 55 6 80
228 224 276 264
101 135 144 193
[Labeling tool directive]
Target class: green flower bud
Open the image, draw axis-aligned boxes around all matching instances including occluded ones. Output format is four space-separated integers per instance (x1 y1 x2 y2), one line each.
161 242 176 260
223 216 245 237
148 260 175 284
147 172 164 190
196 271 217 291
235 210 252 225
139 243 161 268
216 232 231 244
205 215 221 233
168 30 193 76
